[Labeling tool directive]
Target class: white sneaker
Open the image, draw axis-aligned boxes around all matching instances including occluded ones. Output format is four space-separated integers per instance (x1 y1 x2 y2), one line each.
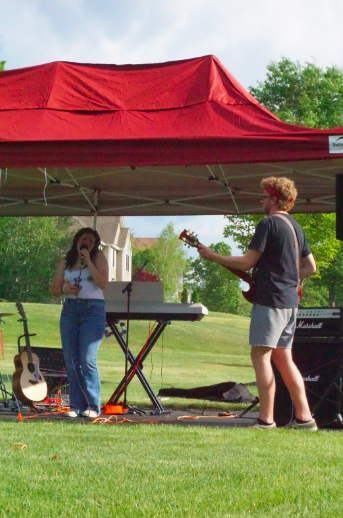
82 409 99 418
251 421 277 430
284 418 318 431
65 410 78 418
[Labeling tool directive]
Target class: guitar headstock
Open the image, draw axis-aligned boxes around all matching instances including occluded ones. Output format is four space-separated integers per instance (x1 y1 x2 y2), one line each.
179 229 199 248
16 301 26 320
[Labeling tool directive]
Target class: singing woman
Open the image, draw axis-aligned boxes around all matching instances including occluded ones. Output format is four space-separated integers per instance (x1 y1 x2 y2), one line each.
51 227 109 418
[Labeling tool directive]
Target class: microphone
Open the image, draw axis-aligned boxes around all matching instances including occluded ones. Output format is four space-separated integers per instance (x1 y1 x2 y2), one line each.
80 244 88 268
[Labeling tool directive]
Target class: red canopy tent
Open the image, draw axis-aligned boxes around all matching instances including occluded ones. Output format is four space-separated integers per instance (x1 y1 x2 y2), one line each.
1 54 343 216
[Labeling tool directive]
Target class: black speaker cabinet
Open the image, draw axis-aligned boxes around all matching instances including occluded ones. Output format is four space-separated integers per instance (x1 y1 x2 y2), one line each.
273 338 343 428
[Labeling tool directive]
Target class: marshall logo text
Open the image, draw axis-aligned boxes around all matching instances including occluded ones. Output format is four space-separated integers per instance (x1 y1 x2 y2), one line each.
303 375 320 382
296 320 324 329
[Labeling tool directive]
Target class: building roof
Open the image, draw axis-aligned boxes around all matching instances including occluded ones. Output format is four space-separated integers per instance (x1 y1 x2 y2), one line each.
73 216 128 248
133 238 159 250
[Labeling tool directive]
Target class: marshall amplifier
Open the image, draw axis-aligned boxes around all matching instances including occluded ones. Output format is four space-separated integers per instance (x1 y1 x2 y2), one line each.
274 337 343 428
295 308 343 337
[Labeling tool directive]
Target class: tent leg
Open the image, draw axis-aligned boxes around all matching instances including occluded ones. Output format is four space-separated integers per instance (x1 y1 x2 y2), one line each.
92 189 100 229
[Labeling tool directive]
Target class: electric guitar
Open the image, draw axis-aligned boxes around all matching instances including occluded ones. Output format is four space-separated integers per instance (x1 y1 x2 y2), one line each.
179 229 257 303
12 302 47 405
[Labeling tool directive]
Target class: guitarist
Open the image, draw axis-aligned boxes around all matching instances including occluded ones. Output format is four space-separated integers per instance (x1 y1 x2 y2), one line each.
198 176 317 431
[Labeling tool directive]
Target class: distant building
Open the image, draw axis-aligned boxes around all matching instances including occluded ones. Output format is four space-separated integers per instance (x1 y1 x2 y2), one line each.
133 237 158 250
72 216 131 281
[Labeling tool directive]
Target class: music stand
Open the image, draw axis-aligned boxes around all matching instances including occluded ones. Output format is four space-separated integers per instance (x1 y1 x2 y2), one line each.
120 261 149 415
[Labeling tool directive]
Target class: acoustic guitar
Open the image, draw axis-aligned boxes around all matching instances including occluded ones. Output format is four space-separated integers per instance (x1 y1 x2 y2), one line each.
179 229 257 304
12 302 47 405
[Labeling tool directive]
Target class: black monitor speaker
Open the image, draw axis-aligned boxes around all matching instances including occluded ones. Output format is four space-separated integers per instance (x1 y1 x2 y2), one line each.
273 338 343 428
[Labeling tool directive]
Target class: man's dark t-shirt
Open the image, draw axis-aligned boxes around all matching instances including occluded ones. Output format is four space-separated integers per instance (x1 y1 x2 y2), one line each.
248 214 311 308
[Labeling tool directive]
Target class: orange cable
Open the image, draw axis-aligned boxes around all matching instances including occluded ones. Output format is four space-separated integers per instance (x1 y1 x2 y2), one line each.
0 331 4 360
177 414 237 421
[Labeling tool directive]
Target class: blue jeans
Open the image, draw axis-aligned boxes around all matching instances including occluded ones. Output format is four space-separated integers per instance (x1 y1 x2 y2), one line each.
60 299 106 414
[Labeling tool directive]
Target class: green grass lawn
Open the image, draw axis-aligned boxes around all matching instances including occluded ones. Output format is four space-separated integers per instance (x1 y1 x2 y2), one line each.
0 301 255 407
1 302 343 518
1 422 343 518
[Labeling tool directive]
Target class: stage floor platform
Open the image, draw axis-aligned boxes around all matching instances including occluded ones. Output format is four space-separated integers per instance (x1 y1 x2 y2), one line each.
1 406 343 429
0 404 258 427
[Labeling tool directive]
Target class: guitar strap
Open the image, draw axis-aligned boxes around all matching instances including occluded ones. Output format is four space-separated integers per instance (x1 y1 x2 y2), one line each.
273 213 301 297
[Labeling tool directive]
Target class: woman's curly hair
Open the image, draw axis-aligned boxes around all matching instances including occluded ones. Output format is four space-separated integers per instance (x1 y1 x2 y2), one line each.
65 227 101 270
261 176 298 211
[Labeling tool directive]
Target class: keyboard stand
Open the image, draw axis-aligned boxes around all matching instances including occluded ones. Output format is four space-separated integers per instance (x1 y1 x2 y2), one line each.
104 282 207 416
105 318 169 414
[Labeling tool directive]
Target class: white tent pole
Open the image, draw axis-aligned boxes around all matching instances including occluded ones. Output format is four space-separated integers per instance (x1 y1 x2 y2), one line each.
93 189 100 230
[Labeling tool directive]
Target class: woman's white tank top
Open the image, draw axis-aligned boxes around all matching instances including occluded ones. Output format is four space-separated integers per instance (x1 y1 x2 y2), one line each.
64 266 104 300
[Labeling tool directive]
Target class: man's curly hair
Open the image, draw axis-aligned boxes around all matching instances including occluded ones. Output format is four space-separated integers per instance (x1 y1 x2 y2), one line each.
261 176 298 211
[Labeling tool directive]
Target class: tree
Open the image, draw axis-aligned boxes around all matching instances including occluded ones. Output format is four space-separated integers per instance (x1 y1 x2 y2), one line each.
0 61 6 71
191 289 199 303
249 57 343 128
223 212 341 307
132 247 155 273
190 242 241 313
223 58 343 306
314 242 343 307
224 213 340 271
181 286 188 303
132 222 187 302
0 217 73 303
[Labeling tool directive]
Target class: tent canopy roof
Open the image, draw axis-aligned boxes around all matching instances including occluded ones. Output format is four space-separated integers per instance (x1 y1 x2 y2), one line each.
1 55 343 216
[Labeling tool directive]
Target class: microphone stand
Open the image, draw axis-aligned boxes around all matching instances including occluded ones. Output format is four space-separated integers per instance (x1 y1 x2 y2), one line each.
121 260 149 415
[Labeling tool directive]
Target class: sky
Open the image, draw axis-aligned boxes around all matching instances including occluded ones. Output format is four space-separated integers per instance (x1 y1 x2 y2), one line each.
1 0 343 257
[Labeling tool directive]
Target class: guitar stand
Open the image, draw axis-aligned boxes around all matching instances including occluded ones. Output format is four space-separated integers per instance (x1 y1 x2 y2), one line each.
18 332 37 354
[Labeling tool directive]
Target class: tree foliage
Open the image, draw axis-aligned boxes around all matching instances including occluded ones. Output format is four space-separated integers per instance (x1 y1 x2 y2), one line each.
315 242 343 307
190 242 241 313
249 57 343 128
223 212 341 307
224 213 340 271
191 289 200 303
0 217 73 303
132 222 187 302
181 286 188 303
132 247 155 275
223 57 343 307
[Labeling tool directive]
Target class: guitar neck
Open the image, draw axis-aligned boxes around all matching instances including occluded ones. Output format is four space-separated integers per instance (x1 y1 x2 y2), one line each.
179 229 256 304
196 240 252 284
221 265 252 284
22 318 33 363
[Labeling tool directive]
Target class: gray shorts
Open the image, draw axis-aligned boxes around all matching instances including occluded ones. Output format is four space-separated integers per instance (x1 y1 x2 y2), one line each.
249 303 298 349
